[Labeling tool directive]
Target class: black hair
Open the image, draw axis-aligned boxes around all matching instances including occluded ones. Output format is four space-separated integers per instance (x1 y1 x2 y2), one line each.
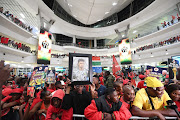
93 75 99 81
105 88 115 99
105 71 110 75
166 84 180 96
55 81 61 86
40 87 47 99
78 59 84 63
113 81 123 88
127 77 131 81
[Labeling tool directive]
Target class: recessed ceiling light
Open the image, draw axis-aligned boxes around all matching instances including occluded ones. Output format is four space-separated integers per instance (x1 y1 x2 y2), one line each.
19 19 25 23
122 35 125 37
151 55 154 57
139 58 141 59
97 19 101 21
68 3 72 7
133 30 137 33
73 15 77 18
21 61 24 63
112 2 117 6
20 13 25 18
166 53 168 55
105 12 109 14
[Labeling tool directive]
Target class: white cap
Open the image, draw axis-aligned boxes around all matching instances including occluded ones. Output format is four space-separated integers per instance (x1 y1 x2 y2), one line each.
60 80 65 85
58 73 63 77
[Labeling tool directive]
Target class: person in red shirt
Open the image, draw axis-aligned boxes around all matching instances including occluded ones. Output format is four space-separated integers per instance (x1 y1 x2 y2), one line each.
137 74 147 89
120 85 135 110
45 89 73 120
113 81 123 98
166 84 180 111
84 88 132 120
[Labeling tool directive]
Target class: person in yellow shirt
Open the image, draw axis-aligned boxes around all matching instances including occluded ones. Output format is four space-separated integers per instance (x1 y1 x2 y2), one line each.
132 77 177 120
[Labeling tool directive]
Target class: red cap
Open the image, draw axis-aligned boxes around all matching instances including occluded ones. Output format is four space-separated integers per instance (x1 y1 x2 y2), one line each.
9 88 23 95
2 88 13 96
123 79 129 85
12 81 15 85
116 76 120 79
139 75 145 79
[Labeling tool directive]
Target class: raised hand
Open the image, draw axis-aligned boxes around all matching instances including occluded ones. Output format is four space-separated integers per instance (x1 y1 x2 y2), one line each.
0 60 13 85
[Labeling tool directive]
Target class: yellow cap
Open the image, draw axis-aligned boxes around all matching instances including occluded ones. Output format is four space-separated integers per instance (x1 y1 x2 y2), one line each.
145 77 163 88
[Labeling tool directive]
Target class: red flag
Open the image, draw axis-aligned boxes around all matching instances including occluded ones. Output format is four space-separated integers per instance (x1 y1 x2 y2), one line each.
172 15 175 20
112 55 121 77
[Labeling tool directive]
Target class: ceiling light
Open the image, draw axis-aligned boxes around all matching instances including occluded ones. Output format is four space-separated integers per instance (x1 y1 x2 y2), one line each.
19 19 25 23
20 13 25 18
97 19 101 22
112 2 117 6
122 35 125 37
133 30 137 33
73 15 77 18
139 58 141 59
68 3 72 7
166 53 168 55
58 63 60 64
151 55 154 57
21 61 24 63
35 27 38 30
105 12 109 14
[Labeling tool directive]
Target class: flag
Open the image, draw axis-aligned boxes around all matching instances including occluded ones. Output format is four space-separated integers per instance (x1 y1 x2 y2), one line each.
112 55 121 77
172 15 175 20
92 56 101 66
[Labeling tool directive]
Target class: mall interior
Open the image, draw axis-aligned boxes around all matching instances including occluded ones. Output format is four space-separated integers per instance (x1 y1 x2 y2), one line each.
0 0 180 120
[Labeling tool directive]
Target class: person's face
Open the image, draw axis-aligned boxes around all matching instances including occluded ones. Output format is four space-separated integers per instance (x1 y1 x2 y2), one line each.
155 86 164 98
170 90 180 101
93 77 99 85
52 97 62 108
164 79 169 85
109 91 119 103
74 85 84 94
124 89 135 102
56 84 65 90
78 61 84 69
45 91 51 101
115 84 123 96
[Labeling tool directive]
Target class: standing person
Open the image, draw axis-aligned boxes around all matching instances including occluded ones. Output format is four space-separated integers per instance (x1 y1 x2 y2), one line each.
132 77 177 119
120 85 135 110
166 84 180 111
104 71 115 88
45 89 73 120
93 75 106 97
61 79 94 120
84 88 132 120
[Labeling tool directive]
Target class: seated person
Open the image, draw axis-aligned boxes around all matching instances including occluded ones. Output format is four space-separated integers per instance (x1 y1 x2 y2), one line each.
93 75 106 97
45 89 73 120
132 77 177 119
113 81 123 98
166 84 180 111
120 85 135 110
84 88 132 120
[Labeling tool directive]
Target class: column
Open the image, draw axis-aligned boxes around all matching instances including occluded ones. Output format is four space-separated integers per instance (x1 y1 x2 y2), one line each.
73 35 76 44
94 38 97 48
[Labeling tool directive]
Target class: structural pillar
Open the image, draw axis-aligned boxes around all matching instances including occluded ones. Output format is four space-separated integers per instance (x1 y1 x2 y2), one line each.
73 35 76 44
94 38 97 48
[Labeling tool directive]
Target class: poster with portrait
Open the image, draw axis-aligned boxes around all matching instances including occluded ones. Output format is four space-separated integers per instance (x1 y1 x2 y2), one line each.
29 66 48 89
168 58 179 80
119 38 132 64
37 29 52 64
69 53 92 85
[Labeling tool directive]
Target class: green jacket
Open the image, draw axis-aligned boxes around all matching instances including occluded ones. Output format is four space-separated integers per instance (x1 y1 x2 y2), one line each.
104 74 115 88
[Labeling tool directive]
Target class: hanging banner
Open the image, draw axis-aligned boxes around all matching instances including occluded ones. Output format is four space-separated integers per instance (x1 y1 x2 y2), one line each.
119 38 132 64
168 58 179 80
37 30 52 64
29 66 48 89
92 67 102 73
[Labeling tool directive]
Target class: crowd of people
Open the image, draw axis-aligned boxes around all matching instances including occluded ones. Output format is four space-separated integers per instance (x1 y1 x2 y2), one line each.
0 60 180 120
0 35 36 54
0 7 33 33
135 35 180 53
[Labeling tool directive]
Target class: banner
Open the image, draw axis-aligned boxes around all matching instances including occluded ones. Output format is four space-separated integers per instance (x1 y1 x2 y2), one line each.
168 58 179 80
147 65 167 80
112 55 121 77
37 30 52 64
46 68 56 84
29 66 48 89
92 67 102 73
119 38 132 64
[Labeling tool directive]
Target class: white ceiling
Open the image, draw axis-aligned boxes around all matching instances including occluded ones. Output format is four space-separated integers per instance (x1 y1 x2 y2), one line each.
57 0 132 25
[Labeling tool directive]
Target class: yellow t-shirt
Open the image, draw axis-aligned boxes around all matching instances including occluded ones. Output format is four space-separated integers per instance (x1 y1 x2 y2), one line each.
133 88 171 110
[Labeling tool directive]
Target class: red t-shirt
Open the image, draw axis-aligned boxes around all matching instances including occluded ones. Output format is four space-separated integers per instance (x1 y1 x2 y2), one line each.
24 97 42 112
175 101 180 111
120 97 130 110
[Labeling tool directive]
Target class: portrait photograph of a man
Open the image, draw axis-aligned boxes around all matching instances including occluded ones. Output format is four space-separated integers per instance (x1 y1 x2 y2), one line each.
72 57 89 81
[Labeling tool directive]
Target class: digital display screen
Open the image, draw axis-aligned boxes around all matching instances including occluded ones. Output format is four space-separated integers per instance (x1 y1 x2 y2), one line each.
37 30 52 64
